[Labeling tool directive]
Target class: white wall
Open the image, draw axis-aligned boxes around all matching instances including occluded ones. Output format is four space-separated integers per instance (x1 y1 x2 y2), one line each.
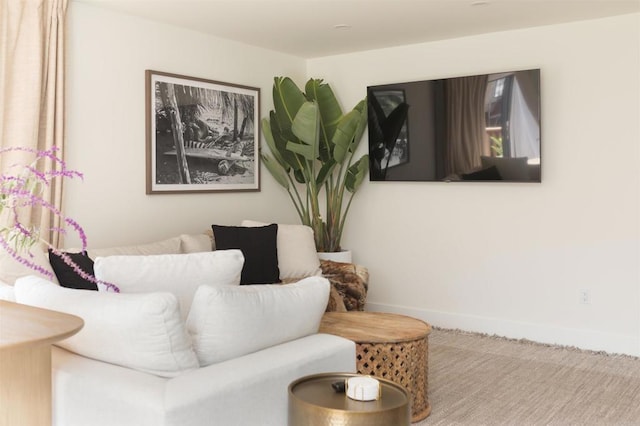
308 14 640 355
65 2 305 247
66 5 640 355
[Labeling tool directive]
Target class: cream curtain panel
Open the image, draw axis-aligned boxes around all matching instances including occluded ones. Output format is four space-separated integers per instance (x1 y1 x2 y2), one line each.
0 0 68 246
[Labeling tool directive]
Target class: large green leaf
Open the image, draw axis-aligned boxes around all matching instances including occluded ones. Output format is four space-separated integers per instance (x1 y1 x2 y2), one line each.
350 99 368 153
261 153 290 189
293 168 306 184
345 155 369 193
316 159 337 192
332 109 361 164
261 117 289 171
272 77 306 140
265 112 301 172
305 79 343 161
288 101 320 161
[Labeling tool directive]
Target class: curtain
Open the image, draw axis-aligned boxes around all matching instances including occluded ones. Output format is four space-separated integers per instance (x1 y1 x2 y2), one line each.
444 75 489 176
0 0 68 247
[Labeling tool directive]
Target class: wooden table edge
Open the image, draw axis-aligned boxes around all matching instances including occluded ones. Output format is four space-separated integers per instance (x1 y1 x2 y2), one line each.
0 300 84 350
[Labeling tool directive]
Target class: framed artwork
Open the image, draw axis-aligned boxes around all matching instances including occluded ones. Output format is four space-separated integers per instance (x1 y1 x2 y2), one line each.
145 70 260 193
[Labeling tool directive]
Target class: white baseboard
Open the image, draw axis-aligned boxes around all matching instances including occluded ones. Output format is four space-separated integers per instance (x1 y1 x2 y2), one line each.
365 302 640 357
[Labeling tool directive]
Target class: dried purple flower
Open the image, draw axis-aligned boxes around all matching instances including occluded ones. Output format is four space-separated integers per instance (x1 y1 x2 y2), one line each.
1 146 120 292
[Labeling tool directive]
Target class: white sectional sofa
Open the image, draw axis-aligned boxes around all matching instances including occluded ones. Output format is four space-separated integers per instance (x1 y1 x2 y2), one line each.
50 333 354 426
1 228 357 426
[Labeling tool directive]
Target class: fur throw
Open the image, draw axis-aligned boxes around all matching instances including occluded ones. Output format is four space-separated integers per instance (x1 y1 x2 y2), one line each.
320 260 369 312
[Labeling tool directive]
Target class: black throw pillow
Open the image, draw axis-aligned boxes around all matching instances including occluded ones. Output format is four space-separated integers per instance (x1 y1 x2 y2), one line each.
48 250 98 291
212 224 280 285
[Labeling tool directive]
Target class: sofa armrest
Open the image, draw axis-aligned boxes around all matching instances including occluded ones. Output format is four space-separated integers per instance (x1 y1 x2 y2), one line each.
165 334 355 426
51 334 355 426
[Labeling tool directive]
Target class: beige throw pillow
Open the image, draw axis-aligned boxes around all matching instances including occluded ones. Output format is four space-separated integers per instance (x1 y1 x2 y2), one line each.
86 236 182 259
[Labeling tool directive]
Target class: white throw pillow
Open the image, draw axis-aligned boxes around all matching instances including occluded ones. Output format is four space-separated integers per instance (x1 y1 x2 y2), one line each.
241 220 321 279
14 275 199 377
187 276 330 366
94 250 244 319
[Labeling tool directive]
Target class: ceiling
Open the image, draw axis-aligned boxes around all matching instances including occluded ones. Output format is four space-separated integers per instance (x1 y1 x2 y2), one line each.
76 0 640 58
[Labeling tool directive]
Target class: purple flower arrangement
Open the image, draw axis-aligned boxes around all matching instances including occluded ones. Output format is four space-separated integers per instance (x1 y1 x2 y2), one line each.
0 146 119 292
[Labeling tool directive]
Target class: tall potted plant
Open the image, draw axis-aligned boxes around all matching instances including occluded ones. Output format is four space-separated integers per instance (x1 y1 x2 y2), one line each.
261 77 368 255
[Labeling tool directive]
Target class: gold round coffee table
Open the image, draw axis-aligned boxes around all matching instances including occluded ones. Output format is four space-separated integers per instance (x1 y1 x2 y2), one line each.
319 312 432 422
288 372 410 426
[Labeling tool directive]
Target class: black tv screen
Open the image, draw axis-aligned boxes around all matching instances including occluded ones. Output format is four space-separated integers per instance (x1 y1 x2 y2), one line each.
367 68 541 182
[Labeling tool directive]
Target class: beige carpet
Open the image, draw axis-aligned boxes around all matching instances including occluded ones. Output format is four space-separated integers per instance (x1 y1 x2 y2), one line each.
413 328 640 425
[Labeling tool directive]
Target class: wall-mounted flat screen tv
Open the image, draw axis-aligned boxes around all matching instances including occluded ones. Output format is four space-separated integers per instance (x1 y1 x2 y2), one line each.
367 68 541 182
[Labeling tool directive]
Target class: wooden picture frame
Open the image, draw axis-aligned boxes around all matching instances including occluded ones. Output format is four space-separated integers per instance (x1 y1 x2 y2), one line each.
145 70 260 193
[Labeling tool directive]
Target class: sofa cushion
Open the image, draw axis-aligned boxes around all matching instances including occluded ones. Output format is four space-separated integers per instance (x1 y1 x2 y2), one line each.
0 242 59 285
86 236 182 259
179 233 213 253
48 250 98 291
241 220 321 280
94 250 244 319
212 224 280 285
187 276 330 366
15 275 199 378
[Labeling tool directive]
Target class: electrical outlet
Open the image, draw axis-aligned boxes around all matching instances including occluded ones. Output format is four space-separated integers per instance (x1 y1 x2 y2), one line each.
579 289 591 304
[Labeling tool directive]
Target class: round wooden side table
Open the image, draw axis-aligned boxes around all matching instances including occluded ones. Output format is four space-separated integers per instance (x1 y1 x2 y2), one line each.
0 300 84 426
319 311 432 422
288 372 410 426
